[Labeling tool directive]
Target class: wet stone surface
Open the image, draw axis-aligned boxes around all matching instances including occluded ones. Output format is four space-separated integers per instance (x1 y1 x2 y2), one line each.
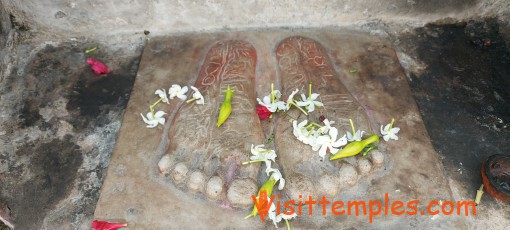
0 39 142 229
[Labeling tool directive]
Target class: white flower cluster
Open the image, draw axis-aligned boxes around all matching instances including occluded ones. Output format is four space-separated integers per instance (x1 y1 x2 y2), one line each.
257 84 323 115
244 144 290 227
244 144 285 190
164 84 205 104
292 119 349 160
141 84 205 128
292 117 400 159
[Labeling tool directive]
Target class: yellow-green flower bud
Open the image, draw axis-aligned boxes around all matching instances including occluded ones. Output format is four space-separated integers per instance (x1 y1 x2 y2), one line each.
217 85 235 127
330 134 379 160
245 175 276 219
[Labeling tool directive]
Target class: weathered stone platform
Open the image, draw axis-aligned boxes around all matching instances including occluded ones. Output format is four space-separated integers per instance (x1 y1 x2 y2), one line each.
94 29 460 229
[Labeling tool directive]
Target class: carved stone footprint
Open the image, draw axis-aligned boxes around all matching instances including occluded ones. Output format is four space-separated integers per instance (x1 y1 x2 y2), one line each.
275 36 382 200
158 41 263 207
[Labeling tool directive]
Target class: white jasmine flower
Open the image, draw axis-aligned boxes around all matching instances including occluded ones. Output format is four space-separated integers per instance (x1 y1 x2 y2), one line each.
267 197 278 224
250 144 277 162
273 90 282 99
285 89 300 111
380 123 400 141
292 120 308 139
346 130 365 142
267 168 285 190
257 94 286 112
346 119 365 142
314 127 347 159
243 144 277 174
317 119 335 134
296 93 323 113
188 86 205 104
267 200 297 228
155 89 169 104
270 212 298 228
140 111 166 128
169 84 188 100
292 120 318 146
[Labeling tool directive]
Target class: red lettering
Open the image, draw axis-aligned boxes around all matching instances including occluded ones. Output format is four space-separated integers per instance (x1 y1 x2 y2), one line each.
331 201 345 215
368 200 382 223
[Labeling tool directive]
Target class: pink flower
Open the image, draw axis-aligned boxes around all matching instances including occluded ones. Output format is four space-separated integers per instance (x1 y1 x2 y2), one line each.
91 220 127 230
86 58 111 75
256 106 272 120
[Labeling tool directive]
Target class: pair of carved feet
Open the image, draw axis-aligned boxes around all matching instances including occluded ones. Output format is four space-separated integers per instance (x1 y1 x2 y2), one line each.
158 36 384 208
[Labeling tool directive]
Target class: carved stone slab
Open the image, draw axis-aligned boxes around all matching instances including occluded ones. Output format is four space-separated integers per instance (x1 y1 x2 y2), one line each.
94 30 459 229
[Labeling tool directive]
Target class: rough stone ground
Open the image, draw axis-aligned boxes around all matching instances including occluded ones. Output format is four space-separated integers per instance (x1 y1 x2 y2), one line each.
0 18 509 229
399 19 510 228
0 35 145 229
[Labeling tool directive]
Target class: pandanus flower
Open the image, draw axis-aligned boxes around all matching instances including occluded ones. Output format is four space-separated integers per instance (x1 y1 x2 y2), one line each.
245 177 276 220
330 134 379 160
217 85 234 127
245 168 285 220
245 168 293 228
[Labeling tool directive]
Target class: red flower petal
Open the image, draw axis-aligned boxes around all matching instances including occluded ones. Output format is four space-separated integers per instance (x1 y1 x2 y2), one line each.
91 220 127 230
256 106 272 120
86 58 111 75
